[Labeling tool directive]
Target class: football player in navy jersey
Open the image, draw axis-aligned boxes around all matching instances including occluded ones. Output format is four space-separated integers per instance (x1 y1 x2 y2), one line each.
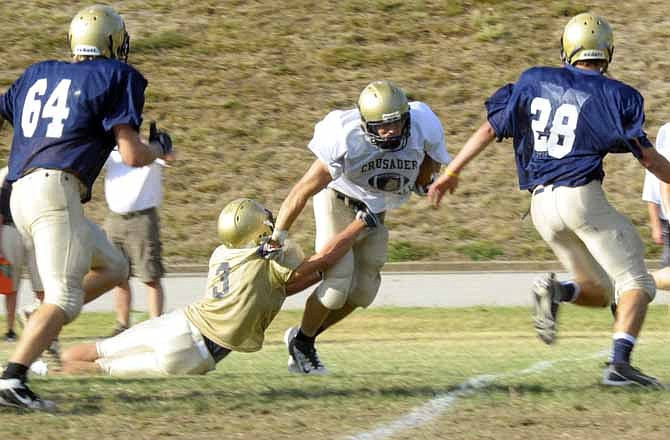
429 13 670 387
0 5 173 410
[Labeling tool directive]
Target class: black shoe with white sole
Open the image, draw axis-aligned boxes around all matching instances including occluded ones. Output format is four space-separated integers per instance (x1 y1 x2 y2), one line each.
0 378 56 411
602 362 663 388
284 327 329 375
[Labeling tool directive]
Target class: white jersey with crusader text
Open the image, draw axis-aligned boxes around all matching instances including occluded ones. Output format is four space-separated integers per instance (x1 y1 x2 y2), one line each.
309 101 451 213
642 123 670 220
184 241 304 353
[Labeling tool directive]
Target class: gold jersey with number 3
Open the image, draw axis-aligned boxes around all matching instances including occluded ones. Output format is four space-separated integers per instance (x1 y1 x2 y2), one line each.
184 240 304 353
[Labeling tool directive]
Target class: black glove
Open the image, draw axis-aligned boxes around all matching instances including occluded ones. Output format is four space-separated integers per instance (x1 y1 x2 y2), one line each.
355 205 380 228
149 121 173 155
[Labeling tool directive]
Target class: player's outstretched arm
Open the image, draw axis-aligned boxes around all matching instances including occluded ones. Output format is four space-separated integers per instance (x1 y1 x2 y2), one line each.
272 159 332 243
638 143 670 184
287 217 368 288
113 122 173 167
60 342 104 374
428 121 496 207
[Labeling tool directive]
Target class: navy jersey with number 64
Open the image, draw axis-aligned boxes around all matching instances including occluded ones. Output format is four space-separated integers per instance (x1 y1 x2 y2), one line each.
0 58 147 201
486 63 652 191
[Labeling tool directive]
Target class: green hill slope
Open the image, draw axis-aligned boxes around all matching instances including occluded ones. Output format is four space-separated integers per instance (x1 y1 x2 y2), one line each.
2 0 669 264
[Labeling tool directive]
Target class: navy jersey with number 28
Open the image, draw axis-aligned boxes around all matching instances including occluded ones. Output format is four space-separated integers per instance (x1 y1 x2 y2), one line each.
0 58 147 201
486 63 652 191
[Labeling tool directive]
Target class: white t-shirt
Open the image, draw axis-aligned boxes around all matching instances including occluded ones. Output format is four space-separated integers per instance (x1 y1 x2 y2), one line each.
642 123 670 220
308 101 451 213
103 149 165 214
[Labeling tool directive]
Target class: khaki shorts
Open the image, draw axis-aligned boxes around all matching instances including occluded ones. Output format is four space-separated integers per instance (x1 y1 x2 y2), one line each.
0 224 42 292
104 207 165 282
10 169 129 322
530 180 655 302
96 309 216 376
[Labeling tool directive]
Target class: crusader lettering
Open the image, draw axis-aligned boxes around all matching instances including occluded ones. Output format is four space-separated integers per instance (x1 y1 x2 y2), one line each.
361 158 418 173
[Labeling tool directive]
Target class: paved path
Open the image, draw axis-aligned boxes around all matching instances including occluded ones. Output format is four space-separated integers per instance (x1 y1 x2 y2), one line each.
3 264 668 313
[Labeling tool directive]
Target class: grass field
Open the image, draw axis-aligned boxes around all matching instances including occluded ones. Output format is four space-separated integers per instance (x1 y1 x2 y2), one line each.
1 306 669 439
2 1 670 265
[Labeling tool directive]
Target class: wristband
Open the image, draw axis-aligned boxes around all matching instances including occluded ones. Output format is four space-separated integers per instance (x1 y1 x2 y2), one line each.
271 229 288 244
445 169 459 177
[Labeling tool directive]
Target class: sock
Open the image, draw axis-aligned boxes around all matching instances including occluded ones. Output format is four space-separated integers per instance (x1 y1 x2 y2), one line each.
2 362 29 382
559 281 580 302
296 328 315 345
611 332 636 364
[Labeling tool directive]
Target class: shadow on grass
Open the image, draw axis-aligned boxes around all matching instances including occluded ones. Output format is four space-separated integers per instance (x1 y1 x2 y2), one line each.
5 377 665 417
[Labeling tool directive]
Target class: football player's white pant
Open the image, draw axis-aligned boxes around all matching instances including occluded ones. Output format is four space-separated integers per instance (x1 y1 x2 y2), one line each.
11 169 128 322
10 169 129 322
96 310 216 376
531 180 655 303
313 189 388 310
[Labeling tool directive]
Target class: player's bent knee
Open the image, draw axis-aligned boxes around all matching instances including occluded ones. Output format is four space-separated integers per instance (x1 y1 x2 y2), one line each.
615 273 656 303
46 291 84 324
315 276 352 310
348 266 382 308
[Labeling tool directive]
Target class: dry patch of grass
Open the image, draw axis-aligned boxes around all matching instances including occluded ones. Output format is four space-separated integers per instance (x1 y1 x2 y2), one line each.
1 1 669 264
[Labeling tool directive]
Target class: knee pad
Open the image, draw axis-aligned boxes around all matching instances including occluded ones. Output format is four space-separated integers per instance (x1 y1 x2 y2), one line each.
44 284 84 324
349 271 381 308
315 274 352 310
615 272 656 303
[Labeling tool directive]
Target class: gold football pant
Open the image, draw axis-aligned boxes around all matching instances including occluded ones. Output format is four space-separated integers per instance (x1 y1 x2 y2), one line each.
312 188 388 310
11 169 128 322
530 180 655 303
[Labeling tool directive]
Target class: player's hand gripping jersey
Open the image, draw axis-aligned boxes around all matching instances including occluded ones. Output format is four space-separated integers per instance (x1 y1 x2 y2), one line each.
486 64 652 190
310 102 451 213
0 59 147 201
184 241 304 353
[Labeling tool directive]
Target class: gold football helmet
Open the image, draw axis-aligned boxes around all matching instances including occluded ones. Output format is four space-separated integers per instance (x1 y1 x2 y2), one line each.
357 80 411 151
67 5 130 61
217 199 275 248
561 13 614 71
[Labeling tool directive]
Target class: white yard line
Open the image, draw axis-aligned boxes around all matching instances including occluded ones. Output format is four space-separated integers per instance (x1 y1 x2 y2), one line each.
345 351 607 440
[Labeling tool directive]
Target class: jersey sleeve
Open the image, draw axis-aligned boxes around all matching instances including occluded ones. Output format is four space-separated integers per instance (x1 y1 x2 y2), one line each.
307 111 347 180
101 67 148 132
615 88 653 157
485 83 515 141
410 102 451 164
0 80 18 123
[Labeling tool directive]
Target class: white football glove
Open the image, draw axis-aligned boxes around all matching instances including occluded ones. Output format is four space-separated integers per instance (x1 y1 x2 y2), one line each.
257 237 283 260
355 205 381 228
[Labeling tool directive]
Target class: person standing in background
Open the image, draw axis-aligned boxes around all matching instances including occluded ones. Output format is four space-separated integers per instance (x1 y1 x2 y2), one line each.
103 143 175 335
641 122 670 289
0 5 173 410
